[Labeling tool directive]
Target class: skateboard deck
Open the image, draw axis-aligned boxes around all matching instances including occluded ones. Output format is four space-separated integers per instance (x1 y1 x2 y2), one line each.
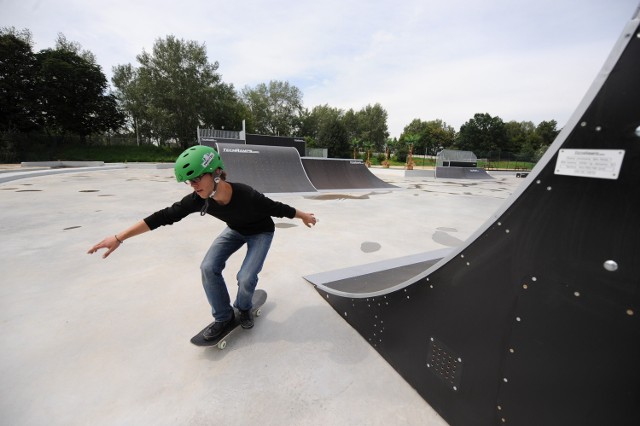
190 289 267 349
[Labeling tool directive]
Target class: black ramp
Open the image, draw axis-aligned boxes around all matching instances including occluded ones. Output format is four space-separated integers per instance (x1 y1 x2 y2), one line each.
308 10 640 426
301 158 398 190
215 143 317 194
435 166 494 179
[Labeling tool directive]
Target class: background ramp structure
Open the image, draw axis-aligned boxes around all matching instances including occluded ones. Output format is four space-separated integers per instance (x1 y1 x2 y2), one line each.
301 158 398 190
434 166 494 180
215 143 317 194
306 9 640 426
435 150 493 179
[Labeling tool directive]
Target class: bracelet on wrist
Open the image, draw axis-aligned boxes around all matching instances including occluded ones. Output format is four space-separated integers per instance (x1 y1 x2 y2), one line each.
114 234 124 244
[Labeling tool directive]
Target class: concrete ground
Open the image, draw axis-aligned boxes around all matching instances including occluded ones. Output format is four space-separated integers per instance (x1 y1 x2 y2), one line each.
0 164 525 425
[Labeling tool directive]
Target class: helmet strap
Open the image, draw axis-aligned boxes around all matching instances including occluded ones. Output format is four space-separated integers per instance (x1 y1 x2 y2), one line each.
200 198 209 216
209 176 221 199
201 175 220 215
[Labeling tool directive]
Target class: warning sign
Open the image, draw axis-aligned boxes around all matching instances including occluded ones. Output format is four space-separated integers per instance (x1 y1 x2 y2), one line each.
555 149 625 180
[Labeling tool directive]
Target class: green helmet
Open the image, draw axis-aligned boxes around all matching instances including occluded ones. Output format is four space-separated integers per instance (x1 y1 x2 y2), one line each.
174 145 224 182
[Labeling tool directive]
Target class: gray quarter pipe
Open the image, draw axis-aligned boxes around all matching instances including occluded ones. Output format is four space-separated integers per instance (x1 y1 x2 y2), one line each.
301 158 398 190
215 143 317 194
435 166 494 179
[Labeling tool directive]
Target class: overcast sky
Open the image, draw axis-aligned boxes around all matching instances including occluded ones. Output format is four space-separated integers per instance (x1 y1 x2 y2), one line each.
2 0 638 137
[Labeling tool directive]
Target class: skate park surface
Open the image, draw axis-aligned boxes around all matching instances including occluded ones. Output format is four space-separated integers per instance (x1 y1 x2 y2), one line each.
0 164 525 425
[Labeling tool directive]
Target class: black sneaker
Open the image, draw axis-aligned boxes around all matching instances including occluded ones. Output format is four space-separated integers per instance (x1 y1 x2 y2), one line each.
202 318 233 341
238 309 254 329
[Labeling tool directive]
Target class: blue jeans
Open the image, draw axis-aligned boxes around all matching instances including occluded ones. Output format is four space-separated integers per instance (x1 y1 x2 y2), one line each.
200 227 274 321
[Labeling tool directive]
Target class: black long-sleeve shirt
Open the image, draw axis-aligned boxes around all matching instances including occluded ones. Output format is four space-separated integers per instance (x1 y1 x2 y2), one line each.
144 182 296 235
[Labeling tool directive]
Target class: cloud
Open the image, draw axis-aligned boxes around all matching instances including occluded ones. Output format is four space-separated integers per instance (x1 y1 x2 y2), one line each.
2 0 637 137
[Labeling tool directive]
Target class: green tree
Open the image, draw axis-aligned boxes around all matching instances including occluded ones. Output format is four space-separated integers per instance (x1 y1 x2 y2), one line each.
302 104 349 158
299 103 388 157
139 35 222 147
396 132 419 163
349 137 361 159
535 120 559 147
425 119 456 154
342 108 359 145
505 120 540 160
400 118 456 157
241 80 304 136
112 63 146 144
114 35 233 148
400 119 428 152
321 117 349 158
298 108 317 143
455 113 508 156
533 119 560 161
55 33 97 65
356 103 389 152
35 36 123 144
200 81 246 132
0 28 38 132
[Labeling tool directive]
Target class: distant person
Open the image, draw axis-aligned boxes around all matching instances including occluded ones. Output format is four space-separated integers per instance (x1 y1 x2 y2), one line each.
88 145 317 340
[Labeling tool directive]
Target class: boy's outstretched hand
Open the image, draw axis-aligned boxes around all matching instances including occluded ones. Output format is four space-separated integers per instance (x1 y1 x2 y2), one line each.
87 235 122 259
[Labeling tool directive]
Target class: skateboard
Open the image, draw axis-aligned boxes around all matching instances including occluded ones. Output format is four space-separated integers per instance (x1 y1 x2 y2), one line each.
190 289 267 349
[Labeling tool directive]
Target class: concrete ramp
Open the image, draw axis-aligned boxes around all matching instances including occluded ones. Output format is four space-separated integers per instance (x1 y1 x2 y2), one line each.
435 166 493 179
215 143 317 194
306 10 640 426
301 158 398 190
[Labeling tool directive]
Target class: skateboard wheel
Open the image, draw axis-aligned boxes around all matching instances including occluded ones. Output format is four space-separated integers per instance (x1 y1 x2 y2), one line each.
217 340 227 350
255 308 262 317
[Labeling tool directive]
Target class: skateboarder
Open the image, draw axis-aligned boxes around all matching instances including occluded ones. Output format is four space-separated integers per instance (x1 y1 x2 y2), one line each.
87 145 318 341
